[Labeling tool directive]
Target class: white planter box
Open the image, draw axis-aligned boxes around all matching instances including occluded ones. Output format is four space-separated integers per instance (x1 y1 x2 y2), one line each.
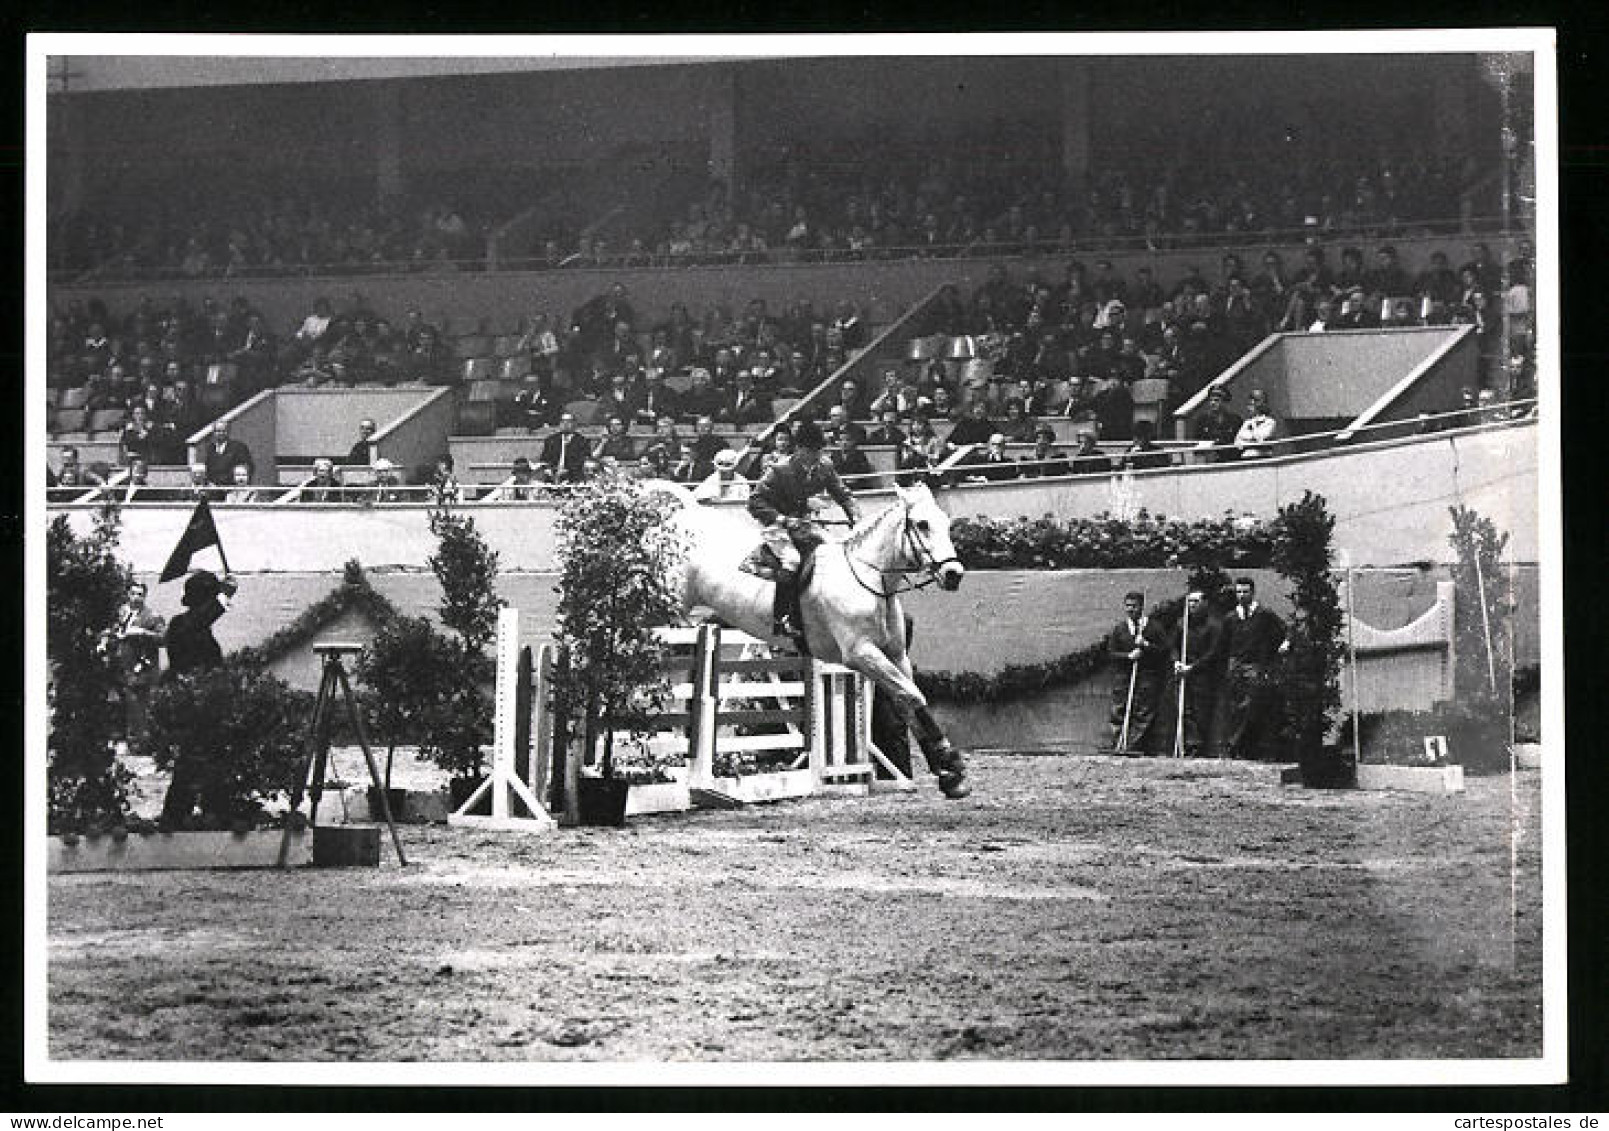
47 828 314 873
1356 763 1466 794
691 768 816 808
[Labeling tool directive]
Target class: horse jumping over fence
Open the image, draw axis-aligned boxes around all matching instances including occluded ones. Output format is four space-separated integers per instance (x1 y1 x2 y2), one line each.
651 479 972 799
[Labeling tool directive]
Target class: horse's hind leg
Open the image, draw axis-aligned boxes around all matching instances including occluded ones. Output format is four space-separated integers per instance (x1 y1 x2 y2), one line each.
844 641 971 800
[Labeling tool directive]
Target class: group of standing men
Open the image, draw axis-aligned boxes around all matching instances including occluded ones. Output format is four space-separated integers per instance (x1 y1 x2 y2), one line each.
1106 578 1290 758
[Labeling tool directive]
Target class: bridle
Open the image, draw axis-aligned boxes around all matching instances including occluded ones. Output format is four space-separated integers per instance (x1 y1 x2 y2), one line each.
843 503 962 600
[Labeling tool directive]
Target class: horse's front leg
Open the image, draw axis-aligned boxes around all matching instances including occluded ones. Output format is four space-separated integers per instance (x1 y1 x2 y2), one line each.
843 640 971 800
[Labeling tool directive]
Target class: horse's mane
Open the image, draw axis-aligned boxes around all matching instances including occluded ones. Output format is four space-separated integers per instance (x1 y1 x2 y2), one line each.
842 492 907 554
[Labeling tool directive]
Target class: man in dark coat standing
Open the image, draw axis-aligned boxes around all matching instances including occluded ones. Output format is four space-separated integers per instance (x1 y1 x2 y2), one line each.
1107 590 1170 753
159 569 238 828
1168 589 1224 758
1221 577 1290 760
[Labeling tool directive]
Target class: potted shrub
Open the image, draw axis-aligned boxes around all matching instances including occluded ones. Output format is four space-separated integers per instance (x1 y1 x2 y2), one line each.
550 478 688 827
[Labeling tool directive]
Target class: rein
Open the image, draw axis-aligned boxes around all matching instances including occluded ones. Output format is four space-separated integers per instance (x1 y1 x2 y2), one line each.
841 505 960 601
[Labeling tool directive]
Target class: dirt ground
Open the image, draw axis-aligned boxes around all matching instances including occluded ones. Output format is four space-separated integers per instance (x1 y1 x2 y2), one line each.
47 752 1545 1064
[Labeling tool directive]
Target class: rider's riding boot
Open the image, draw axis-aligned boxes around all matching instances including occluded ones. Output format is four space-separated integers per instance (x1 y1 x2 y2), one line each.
772 569 800 638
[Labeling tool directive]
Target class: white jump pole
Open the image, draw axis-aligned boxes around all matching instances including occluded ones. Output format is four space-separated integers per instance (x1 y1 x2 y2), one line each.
449 606 556 832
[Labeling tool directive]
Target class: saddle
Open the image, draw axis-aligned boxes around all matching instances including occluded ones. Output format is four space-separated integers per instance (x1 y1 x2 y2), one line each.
739 539 821 589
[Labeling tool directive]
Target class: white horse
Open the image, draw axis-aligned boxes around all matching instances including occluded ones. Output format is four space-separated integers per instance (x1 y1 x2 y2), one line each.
651 478 972 798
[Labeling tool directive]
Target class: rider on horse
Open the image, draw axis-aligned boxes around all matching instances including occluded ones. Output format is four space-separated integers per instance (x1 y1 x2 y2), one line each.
747 418 860 639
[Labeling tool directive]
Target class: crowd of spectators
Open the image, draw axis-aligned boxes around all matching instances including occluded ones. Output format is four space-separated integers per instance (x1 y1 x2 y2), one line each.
49 131 1494 283
625 139 1485 268
46 229 1536 505
49 191 489 281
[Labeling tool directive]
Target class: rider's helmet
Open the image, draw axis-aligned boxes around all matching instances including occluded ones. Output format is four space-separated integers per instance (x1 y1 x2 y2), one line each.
791 419 826 451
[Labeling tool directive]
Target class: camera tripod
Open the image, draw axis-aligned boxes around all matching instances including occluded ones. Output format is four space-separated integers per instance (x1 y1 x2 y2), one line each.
276 642 407 867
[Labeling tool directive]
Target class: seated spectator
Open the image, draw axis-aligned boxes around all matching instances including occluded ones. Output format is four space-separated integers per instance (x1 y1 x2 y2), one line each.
652 417 691 479
867 368 915 420
302 458 347 504
1062 375 1096 422
598 369 637 421
947 400 995 450
292 297 337 358
484 456 547 502
822 405 867 450
222 463 263 504
928 385 962 423
591 416 638 464
1119 420 1171 471
293 346 337 387
1071 430 1111 475
830 428 876 485
119 404 159 467
1233 390 1280 459
404 326 453 385
368 458 409 504
758 424 796 474
683 415 730 482
178 463 217 503
963 434 1021 484
344 418 379 466
540 414 590 483
998 398 1037 443
679 367 725 422
1191 385 1244 463
202 421 254 486
692 448 752 502
867 408 908 449
634 368 682 426
720 371 773 429
511 372 564 431
429 454 462 503
107 458 152 504
834 378 869 422
1019 424 1072 478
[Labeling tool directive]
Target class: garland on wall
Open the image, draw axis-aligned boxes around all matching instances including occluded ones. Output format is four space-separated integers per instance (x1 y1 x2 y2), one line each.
950 510 1276 571
232 559 402 670
916 566 1237 706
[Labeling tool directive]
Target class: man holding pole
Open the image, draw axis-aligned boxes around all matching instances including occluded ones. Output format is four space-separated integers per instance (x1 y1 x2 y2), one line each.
1222 577 1291 760
1169 589 1224 758
1106 591 1169 754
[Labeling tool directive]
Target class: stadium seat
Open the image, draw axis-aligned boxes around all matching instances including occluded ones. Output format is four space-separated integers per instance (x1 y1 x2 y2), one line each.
771 398 801 419
52 407 87 434
467 380 503 403
88 408 128 433
492 335 523 358
496 356 529 382
59 387 90 411
462 357 495 383
1131 378 1171 426
455 401 497 436
454 335 491 360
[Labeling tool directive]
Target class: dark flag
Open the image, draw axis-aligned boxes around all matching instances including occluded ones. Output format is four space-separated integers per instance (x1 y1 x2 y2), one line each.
159 498 226 583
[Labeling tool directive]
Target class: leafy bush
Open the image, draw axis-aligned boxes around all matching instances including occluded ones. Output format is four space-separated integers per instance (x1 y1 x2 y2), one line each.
357 615 492 783
428 508 503 655
1272 492 1348 783
551 478 688 780
46 509 135 834
949 510 1275 570
144 662 310 830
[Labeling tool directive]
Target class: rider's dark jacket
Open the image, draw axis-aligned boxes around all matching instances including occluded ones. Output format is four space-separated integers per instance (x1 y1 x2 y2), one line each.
748 454 860 528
